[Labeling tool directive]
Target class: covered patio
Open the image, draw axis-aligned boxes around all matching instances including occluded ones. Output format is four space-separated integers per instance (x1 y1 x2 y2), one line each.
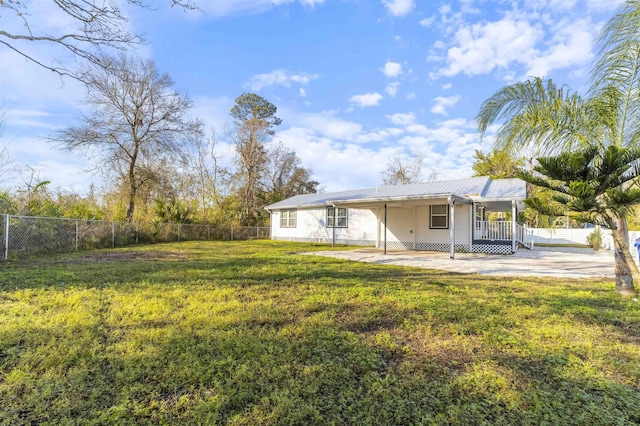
330 196 531 258
305 247 614 279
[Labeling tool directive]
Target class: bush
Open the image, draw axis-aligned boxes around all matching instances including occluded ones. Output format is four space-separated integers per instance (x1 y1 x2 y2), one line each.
587 227 603 251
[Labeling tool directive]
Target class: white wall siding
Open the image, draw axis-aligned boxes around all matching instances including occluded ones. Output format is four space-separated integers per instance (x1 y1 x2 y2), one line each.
379 207 415 244
415 204 471 246
271 207 377 244
271 203 472 248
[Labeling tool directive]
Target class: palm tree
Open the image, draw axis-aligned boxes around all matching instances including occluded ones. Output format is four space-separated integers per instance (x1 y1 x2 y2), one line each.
476 1 640 296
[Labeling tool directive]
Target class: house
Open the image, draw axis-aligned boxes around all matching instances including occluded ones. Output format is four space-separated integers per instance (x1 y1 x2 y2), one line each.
264 176 532 257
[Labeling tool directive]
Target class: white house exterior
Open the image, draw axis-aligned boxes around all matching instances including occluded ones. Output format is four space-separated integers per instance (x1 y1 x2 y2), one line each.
265 177 530 256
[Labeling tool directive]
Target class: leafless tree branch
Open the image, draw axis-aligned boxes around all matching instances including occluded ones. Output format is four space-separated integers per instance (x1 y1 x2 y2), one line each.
1 0 198 80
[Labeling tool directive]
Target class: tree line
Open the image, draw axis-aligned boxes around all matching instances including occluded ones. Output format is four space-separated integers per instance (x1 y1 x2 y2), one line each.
0 55 317 227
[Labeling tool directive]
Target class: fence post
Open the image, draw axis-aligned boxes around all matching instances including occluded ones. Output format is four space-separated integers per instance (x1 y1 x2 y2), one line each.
75 220 79 251
3 214 8 261
256 226 259 239
112 222 115 248
231 227 234 241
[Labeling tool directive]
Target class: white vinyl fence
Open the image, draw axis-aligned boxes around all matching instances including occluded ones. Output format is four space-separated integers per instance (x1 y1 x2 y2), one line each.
1 214 269 260
527 227 640 252
527 227 614 249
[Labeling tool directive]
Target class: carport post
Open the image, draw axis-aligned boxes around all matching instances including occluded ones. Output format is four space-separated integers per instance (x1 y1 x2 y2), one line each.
384 204 387 255
449 197 455 259
512 200 517 253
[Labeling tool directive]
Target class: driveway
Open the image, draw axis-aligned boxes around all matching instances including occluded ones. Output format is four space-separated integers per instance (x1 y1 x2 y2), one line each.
304 247 616 279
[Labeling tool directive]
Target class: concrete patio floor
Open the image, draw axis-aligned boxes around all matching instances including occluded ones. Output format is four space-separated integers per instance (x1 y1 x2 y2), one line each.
304 246 617 279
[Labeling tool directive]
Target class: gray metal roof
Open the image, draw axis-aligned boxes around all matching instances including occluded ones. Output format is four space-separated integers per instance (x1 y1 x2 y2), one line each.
265 176 526 210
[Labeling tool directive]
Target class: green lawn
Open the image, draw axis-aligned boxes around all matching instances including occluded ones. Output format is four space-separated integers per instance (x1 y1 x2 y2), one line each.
1 241 639 425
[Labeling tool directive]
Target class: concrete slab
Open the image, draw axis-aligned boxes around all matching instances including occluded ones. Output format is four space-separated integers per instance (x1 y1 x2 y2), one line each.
303 247 615 279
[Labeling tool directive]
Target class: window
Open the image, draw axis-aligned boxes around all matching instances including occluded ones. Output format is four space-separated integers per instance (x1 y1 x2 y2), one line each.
280 209 297 228
327 207 348 228
430 204 449 229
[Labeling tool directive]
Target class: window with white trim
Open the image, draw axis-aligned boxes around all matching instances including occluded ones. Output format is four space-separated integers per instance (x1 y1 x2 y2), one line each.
280 209 297 228
430 204 449 229
327 207 348 228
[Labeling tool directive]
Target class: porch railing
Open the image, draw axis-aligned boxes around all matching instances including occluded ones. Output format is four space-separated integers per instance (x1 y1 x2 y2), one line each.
475 220 512 240
515 223 535 250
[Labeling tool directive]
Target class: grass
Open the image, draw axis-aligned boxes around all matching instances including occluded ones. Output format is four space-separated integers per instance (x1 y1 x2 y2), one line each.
533 243 591 248
1 240 639 425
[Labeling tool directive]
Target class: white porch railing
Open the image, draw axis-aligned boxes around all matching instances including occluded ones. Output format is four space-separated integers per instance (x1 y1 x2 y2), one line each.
475 220 512 240
475 221 535 250
515 223 535 250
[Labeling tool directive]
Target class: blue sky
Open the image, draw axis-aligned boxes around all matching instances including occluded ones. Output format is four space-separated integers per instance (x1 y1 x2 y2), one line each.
0 0 622 194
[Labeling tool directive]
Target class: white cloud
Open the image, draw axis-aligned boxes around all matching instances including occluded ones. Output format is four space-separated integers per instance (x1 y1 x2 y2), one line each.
349 92 383 108
430 5 602 80
386 112 416 125
420 16 436 27
441 83 453 90
385 82 400 96
355 128 404 143
286 110 363 140
299 88 307 97
406 92 417 100
381 0 415 17
382 61 403 77
245 69 320 91
431 95 461 115
276 127 401 191
435 14 543 78
523 19 594 78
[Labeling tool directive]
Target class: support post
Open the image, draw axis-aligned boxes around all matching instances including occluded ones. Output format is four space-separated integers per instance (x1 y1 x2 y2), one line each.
75 220 79 251
3 214 9 261
512 200 517 253
384 203 387 255
449 197 455 259
112 221 115 248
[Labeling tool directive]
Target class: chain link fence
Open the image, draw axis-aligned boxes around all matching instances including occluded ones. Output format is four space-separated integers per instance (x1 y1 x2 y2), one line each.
0 214 270 260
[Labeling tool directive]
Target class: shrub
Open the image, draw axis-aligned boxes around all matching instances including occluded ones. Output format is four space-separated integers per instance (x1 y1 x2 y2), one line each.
587 227 603 251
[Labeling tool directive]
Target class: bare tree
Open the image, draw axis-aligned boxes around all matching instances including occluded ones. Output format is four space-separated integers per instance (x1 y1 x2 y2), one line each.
0 111 19 186
263 142 317 204
230 93 281 225
189 130 227 222
382 155 424 185
53 54 203 221
1 1 197 80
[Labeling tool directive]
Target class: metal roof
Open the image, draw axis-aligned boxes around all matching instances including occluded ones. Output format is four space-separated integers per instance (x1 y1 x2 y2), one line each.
265 176 526 210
